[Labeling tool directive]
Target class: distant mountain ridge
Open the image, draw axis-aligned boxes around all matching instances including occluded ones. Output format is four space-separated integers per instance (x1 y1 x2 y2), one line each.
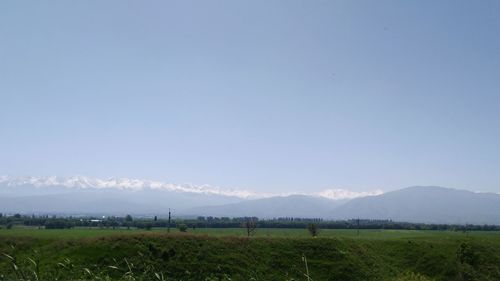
331 186 500 225
0 176 356 216
0 175 382 200
1 177 499 225
0 175 256 198
0 176 246 215
184 195 348 218
0 186 243 215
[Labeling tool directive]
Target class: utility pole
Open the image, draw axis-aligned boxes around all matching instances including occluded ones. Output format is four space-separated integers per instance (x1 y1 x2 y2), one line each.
357 218 360 236
168 208 171 233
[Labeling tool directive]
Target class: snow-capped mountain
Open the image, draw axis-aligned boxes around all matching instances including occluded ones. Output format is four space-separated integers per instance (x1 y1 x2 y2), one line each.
331 186 500 225
0 175 258 198
0 176 249 215
1 177 500 224
0 175 382 217
0 175 383 200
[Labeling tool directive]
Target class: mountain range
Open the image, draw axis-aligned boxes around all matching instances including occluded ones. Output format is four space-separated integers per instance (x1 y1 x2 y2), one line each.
1 176 499 225
331 186 500 224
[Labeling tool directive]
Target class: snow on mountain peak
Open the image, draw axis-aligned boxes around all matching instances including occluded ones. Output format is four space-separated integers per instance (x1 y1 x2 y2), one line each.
0 175 261 198
0 175 383 200
314 188 383 200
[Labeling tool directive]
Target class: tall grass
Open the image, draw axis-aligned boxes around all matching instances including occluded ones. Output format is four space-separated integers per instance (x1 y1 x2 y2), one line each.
1 231 498 281
0 250 438 281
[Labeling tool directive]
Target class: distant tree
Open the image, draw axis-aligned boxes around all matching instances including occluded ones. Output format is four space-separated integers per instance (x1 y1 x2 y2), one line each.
244 218 257 237
154 215 158 221
177 223 188 232
6 223 13 229
14 213 21 219
125 214 133 222
45 220 72 229
307 223 319 237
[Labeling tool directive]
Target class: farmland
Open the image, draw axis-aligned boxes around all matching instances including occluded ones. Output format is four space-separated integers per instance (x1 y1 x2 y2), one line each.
1 227 499 239
0 228 499 280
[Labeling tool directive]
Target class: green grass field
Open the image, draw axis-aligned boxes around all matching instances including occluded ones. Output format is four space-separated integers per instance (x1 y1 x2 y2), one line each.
0 227 499 280
2 226 499 239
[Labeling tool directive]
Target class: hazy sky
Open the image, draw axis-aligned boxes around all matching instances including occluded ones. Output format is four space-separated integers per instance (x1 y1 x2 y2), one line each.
1 1 499 194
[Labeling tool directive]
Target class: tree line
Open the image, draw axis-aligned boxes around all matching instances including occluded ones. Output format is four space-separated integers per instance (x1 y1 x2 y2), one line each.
0 212 498 232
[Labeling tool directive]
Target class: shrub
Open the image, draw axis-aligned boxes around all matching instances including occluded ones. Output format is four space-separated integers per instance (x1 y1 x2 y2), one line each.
177 223 188 232
457 242 478 266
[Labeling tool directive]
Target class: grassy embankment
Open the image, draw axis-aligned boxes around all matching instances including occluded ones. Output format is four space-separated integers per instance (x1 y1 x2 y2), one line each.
0 228 499 280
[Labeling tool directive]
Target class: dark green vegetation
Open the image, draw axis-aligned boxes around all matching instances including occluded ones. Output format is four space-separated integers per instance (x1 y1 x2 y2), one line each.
2 213 499 232
0 228 499 281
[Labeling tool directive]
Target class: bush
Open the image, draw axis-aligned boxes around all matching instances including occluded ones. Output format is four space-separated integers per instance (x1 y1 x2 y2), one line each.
177 223 188 232
457 242 478 266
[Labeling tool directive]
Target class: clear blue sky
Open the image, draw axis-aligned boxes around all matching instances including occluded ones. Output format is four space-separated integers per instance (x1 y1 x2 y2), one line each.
1 1 499 194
